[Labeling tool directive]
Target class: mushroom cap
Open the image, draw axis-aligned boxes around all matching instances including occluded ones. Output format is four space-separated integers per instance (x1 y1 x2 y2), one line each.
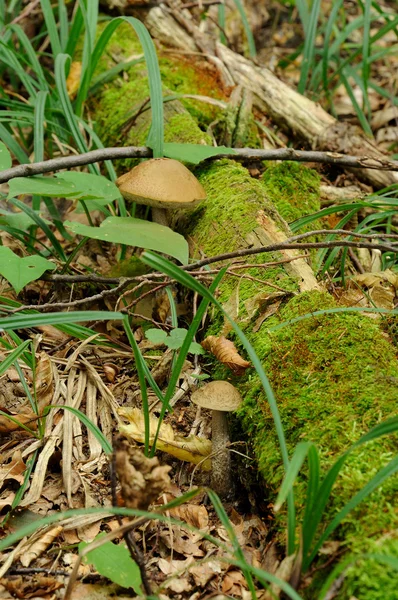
191 380 242 412
116 158 207 209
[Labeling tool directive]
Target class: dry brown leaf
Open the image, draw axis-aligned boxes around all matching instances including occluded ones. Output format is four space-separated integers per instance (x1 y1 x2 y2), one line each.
20 526 63 567
119 407 212 470
35 353 54 414
190 560 222 587
66 61 82 99
160 526 205 557
201 335 251 375
0 450 26 488
114 437 171 510
222 569 248 595
158 557 194 575
0 575 63 599
168 504 209 530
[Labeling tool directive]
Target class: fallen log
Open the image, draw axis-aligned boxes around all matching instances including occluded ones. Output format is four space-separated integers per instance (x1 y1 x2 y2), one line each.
90 19 398 599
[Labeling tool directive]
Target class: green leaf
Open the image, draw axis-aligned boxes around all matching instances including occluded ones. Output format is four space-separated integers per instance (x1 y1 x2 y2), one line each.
8 176 82 199
145 328 168 345
189 341 204 355
0 142 11 170
165 327 188 349
0 247 55 294
8 173 121 206
0 210 38 231
65 217 189 265
59 172 121 204
164 143 236 164
80 535 142 593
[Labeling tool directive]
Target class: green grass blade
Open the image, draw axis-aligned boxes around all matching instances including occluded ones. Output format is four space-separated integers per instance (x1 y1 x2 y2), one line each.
361 0 372 115
75 17 164 158
0 122 29 163
1 311 123 330
122 316 151 455
308 456 398 565
8 198 67 261
39 0 62 57
81 0 99 83
295 0 309 36
208 489 257 599
47 405 113 454
8 24 48 89
217 2 227 44
54 54 99 174
341 67 372 135
0 339 31 375
231 0 256 57
320 0 344 95
58 0 69 51
298 0 321 94
0 492 205 552
10 449 38 514
65 3 84 58
0 409 36 435
33 91 48 162
274 442 314 511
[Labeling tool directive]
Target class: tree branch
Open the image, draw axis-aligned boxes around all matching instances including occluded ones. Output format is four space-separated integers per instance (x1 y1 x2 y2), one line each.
1 147 398 183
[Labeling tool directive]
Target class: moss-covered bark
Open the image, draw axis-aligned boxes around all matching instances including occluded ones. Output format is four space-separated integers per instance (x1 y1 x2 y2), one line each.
90 23 398 599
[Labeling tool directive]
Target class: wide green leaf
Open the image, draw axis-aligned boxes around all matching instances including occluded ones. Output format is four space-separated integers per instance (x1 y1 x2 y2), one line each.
0 210 38 231
59 171 121 204
0 247 55 294
81 536 142 594
65 217 189 264
164 142 236 164
8 172 121 206
0 142 11 170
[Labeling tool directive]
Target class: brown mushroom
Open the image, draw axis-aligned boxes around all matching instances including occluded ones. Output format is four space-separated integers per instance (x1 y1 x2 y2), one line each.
116 158 206 227
191 380 242 499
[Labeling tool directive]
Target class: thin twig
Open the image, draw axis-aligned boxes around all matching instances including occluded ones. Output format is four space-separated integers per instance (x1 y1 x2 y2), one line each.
2 146 398 183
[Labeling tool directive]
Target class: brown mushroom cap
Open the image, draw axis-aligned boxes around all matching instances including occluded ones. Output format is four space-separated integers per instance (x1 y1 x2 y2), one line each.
191 380 242 412
116 158 207 209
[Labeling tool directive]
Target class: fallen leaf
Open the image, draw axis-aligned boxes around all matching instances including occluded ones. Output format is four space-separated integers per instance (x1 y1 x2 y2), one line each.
0 451 26 488
168 504 209 530
0 575 63 598
66 61 82 99
222 569 248 595
190 560 222 586
201 335 251 375
160 526 205 557
119 407 212 470
20 525 63 567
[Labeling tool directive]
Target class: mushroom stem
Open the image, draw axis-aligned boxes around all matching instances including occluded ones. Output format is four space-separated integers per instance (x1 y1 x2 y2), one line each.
152 207 169 227
211 410 232 499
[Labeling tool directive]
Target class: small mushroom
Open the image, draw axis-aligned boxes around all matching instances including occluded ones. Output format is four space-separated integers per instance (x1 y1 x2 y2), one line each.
191 380 242 499
116 158 206 227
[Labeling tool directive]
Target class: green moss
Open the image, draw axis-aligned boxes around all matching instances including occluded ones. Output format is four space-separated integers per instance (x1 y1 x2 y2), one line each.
186 160 398 596
339 535 398 600
90 21 225 155
234 290 398 597
261 161 321 229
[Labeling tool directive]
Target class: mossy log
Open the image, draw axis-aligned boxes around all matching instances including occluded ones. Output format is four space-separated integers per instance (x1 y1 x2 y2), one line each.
91 22 398 600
